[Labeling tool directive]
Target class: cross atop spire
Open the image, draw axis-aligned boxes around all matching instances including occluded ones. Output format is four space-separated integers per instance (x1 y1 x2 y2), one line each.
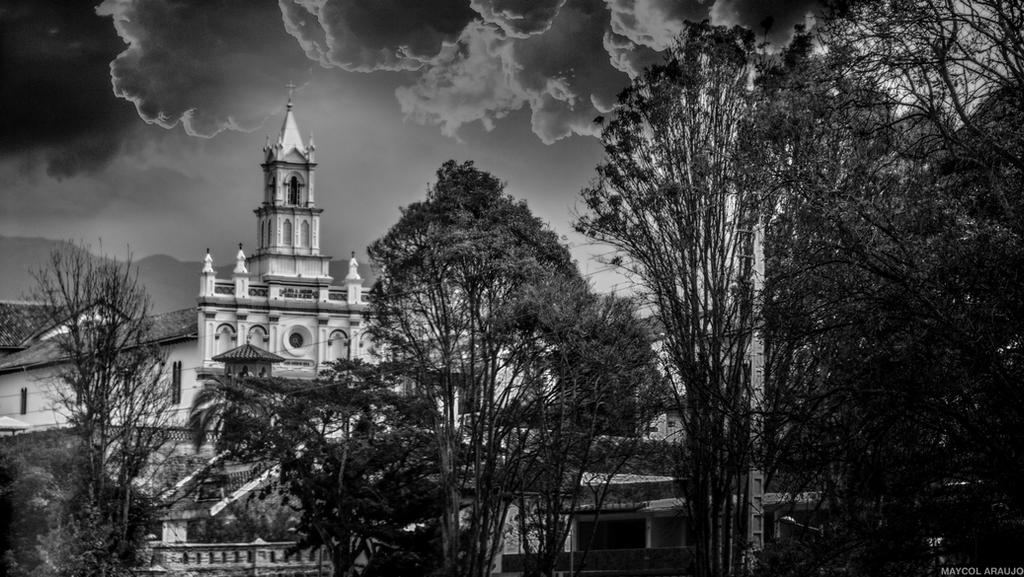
285 81 297 110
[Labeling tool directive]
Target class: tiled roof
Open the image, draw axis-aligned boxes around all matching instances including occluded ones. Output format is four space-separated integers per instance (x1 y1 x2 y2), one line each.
0 308 197 373
149 308 198 343
212 343 284 363
0 301 51 348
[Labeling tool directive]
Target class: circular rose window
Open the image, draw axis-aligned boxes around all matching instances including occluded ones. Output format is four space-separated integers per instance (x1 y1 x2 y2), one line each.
283 325 313 357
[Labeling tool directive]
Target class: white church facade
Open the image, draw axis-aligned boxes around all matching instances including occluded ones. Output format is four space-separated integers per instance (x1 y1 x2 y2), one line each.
196 94 370 382
0 97 368 428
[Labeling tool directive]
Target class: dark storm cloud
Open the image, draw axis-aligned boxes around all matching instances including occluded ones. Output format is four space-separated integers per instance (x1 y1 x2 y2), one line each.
280 0 477 71
512 0 627 141
395 0 628 144
0 0 136 178
470 0 565 37
98 0 315 138
393 0 822 143
91 0 821 148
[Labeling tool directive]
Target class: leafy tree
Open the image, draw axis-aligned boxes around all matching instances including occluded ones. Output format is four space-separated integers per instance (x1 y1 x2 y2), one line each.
185 494 298 543
577 24 764 577
832 0 1024 184
506 277 664 577
367 160 581 577
0 430 77 576
191 360 441 577
745 10 1024 572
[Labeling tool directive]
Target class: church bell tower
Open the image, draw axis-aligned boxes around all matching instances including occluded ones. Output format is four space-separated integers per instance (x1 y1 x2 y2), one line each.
247 92 332 282
197 91 368 379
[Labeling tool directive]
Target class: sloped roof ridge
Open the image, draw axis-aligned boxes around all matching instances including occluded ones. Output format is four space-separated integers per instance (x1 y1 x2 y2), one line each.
211 343 285 363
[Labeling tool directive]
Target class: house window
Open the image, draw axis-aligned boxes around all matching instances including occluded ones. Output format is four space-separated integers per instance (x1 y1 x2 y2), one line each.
20 388 27 415
170 361 182 404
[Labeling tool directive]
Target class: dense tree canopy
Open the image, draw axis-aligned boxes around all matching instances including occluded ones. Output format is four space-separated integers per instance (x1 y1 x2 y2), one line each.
369 160 661 577
579 8 1024 573
191 360 441 577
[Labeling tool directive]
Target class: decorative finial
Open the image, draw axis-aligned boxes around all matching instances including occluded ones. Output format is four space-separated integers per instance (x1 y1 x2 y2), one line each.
202 248 214 274
234 244 248 275
286 81 296 110
346 252 361 281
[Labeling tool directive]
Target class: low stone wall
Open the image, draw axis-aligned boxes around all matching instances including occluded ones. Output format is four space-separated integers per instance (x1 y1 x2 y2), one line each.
150 540 330 576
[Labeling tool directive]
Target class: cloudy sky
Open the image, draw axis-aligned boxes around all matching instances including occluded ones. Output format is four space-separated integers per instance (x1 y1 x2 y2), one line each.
0 0 818 291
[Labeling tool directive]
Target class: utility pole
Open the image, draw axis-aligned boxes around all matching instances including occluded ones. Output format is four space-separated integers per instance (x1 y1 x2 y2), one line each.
746 221 766 561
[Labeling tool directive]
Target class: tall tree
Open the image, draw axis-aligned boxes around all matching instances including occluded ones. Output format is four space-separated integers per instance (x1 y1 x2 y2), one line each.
833 0 1024 182
506 277 663 577
746 11 1024 571
577 24 763 577
368 160 580 577
31 244 173 576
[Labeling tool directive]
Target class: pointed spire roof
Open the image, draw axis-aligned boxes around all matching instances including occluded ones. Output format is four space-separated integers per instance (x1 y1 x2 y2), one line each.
278 89 305 154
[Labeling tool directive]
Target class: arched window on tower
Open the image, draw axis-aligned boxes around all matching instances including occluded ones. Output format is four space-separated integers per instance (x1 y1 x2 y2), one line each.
328 330 349 362
283 220 293 246
300 220 310 248
248 325 268 345
215 324 236 356
288 176 301 205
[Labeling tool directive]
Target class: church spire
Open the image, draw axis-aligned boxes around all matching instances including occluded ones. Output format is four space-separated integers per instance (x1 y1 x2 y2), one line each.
278 83 305 154
252 88 329 282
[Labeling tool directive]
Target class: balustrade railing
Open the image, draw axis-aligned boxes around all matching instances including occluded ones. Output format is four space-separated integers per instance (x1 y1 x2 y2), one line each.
151 540 329 575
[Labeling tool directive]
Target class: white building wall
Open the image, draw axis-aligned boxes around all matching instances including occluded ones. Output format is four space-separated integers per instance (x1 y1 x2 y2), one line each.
0 365 64 428
0 337 201 431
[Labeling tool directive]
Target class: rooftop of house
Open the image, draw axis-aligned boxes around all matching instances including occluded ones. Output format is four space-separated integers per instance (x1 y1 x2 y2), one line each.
0 307 197 374
0 301 52 350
